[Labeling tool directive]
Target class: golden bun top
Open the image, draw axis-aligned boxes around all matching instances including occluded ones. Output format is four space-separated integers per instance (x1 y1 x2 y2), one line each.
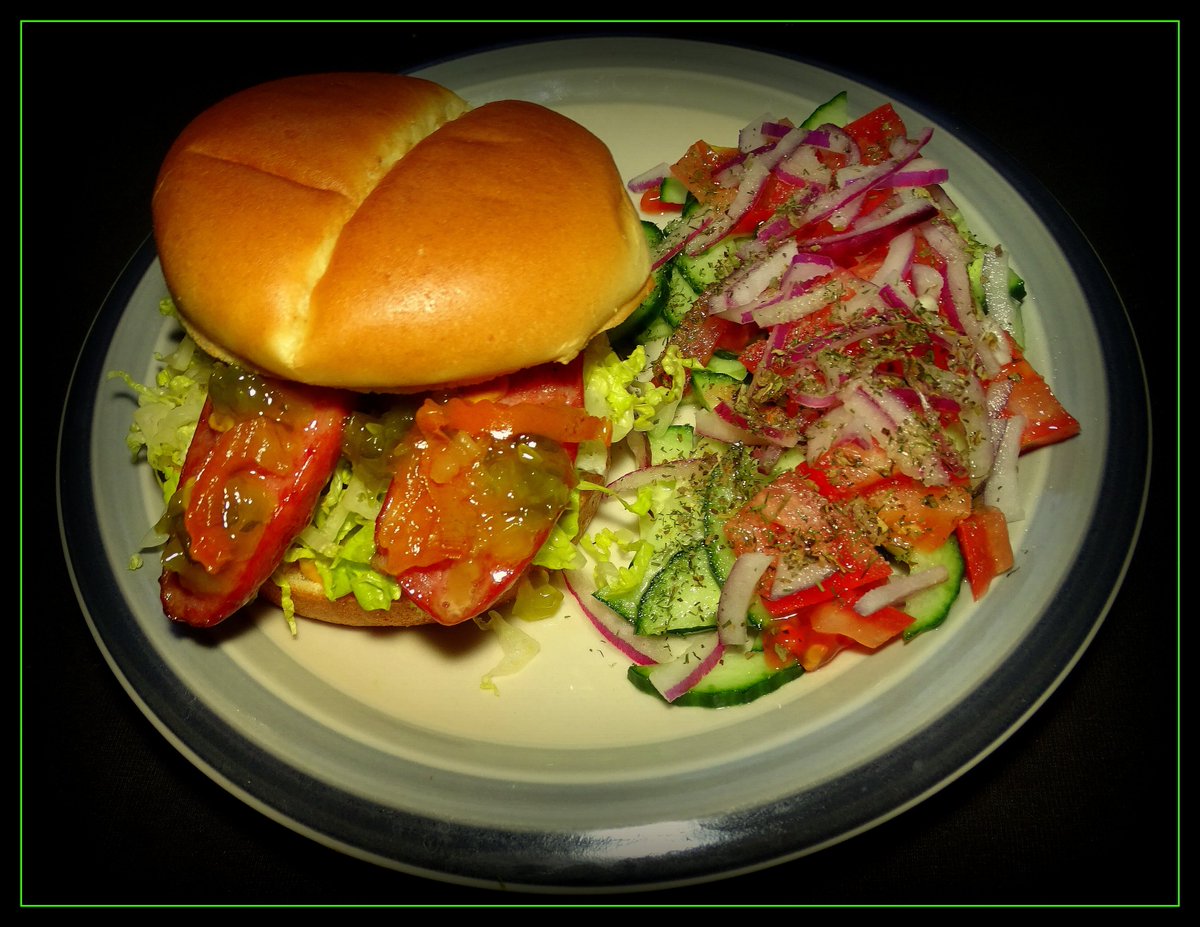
152 73 652 391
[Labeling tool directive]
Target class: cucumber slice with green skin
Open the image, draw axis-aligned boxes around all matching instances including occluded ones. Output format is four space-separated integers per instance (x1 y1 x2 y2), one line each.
1008 268 1026 302
634 312 675 346
702 445 766 584
659 175 688 205
608 221 669 346
690 368 742 412
676 235 744 292
801 90 848 129
902 536 966 640
628 651 804 708
635 544 723 636
592 463 712 621
767 445 807 476
647 424 695 465
706 352 749 380
663 265 699 327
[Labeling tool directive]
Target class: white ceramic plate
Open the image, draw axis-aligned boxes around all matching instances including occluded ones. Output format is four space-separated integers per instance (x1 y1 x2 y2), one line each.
58 38 1148 891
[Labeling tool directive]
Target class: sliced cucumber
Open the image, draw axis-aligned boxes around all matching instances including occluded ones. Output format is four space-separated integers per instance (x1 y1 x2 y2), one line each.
702 445 765 584
635 544 723 636
1008 268 1027 302
676 235 743 293
800 90 848 129
767 445 807 476
706 351 748 380
608 221 669 346
647 423 695 465
592 463 710 621
902 536 966 640
690 368 742 412
663 264 699 327
659 175 688 205
628 651 804 708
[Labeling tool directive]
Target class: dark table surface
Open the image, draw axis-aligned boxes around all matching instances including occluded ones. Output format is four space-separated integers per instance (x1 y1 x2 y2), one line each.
22 21 1178 907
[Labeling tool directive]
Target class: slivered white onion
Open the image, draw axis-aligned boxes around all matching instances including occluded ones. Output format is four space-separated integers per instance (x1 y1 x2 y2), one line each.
854 566 949 616
984 414 1025 522
771 559 837 599
717 552 772 646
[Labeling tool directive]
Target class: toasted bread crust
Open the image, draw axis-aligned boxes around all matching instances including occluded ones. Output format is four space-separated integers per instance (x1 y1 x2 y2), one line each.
259 568 436 627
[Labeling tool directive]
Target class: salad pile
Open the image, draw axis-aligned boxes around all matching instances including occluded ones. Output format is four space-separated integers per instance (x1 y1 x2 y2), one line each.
571 93 1079 708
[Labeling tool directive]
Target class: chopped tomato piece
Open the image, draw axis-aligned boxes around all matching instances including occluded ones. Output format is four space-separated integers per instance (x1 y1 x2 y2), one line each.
865 475 972 555
730 173 806 235
842 103 909 164
640 186 683 215
956 505 1015 600
670 305 754 365
809 598 913 649
670 140 739 207
806 442 893 501
995 348 1081 451
762 556 893 619
762 609 845 672
725 469 881 579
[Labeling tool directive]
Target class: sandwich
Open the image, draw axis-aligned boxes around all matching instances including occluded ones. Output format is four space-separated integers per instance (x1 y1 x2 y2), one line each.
143 72 653 630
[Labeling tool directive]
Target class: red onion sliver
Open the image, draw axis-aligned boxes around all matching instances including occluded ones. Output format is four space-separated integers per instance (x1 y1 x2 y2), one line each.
645 633 725 702
607 458 710 494
627 162 671 193
563 569 676 666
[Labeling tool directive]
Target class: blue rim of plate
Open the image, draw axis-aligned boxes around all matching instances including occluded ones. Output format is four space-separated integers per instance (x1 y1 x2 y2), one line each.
56 40 1150 891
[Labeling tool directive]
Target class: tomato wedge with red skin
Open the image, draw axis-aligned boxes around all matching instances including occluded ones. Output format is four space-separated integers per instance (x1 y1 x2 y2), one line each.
639 186 683 215
809 598 913 650
160 380 352 628
956 505 1015 600
762 610 844 673
670 306 756 367
670 140 739 207
842 103 909 165
375 355 596 626
995 347 1081 451
762 557 893 619
730 173 805 236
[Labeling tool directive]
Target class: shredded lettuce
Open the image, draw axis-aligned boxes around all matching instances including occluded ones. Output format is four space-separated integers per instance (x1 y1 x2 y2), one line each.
473 610 541 693
532 483 585 570
511 568 564 621
581 527 655 596
109 313 213 505
583 340 699 442
281 459 401 612
271 573 300 636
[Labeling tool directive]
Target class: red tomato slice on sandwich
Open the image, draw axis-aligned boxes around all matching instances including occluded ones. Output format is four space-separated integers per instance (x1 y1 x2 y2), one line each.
159 370 352 628
375 355 601 625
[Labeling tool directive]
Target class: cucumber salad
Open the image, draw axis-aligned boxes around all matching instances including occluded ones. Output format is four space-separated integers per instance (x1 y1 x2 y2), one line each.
570 92 1079 708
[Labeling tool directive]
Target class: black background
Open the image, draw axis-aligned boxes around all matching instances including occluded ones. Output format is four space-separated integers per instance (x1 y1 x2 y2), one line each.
22 21 1177 906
